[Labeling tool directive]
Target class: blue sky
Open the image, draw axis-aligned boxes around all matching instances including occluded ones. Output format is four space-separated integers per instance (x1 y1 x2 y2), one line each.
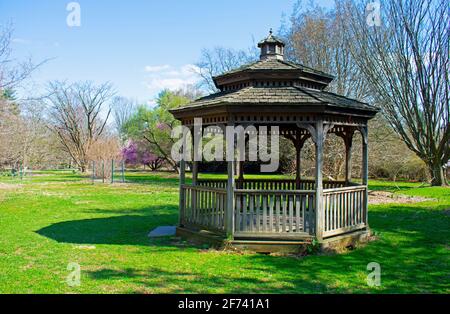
1 0 333 104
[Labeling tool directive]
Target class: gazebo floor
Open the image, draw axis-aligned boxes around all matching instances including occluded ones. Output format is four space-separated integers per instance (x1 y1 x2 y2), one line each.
176 226 371 254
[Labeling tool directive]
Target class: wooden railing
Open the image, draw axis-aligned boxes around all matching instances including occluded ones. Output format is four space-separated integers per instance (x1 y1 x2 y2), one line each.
181 180 366 239
180 185 227 233
197 179 227 189
322 186 367 238
234 190 315 236
197 178 347 190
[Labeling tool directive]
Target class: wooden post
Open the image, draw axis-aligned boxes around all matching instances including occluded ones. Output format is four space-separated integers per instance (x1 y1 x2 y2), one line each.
237 160 244 188
314 120 324 241
336 128 355 184
361 126 369 225
179 138 186 227
191 125 199 218
295 144 301 189
227 158 235 237
192 161 198 185
226 124 235 237
102 160 105 183
345 131 354 184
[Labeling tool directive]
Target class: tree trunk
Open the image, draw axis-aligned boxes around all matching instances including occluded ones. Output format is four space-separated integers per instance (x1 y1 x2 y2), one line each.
428 161 446 186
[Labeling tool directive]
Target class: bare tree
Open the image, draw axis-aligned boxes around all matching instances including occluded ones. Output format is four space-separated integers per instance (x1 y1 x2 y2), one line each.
0 23 46 91
46 81 115 172
346 0 449 186
111 96 136 143
281 0 371 100
196 46 258 93
0 24 51 170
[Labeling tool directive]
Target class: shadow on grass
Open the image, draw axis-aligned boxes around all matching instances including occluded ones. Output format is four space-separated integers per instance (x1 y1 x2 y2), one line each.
85 265 329 293
84 204 449 293
37 197 449 292
36 205 179 246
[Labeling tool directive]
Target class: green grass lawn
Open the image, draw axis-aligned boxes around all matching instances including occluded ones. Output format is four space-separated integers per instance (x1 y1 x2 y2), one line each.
0 171 448 293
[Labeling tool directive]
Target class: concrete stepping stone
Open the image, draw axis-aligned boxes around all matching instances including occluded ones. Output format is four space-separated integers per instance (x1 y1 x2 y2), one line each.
148 226 176 238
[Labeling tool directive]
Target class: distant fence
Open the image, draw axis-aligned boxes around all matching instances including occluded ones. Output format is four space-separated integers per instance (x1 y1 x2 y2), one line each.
90 159 125 184
0 164 32 179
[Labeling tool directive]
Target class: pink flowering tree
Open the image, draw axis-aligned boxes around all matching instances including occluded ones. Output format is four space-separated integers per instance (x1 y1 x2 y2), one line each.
121 141 164 171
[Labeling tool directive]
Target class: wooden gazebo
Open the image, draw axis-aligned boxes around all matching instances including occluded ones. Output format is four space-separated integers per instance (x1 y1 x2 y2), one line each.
170 31 379 252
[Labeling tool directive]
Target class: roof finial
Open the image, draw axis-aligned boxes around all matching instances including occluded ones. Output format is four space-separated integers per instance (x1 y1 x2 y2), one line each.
269 28 273 35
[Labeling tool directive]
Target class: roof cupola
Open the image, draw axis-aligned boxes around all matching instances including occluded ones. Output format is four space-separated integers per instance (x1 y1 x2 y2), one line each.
257 29 285 61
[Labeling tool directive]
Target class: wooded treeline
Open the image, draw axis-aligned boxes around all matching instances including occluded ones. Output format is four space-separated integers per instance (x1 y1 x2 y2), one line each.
1 0 448 185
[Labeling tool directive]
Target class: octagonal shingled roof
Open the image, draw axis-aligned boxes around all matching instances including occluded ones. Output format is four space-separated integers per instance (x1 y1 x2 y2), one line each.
215 58 334 81
175 85 374 111
170 31 379 119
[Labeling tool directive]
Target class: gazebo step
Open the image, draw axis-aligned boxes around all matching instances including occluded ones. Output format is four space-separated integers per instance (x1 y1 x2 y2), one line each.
230 239 312 254
234 232 312 241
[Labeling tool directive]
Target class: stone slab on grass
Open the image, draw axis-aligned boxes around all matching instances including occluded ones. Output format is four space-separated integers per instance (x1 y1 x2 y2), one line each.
148 226 176 238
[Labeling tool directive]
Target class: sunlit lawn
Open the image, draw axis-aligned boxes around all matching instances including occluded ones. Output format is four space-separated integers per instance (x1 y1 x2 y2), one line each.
0 170 448 293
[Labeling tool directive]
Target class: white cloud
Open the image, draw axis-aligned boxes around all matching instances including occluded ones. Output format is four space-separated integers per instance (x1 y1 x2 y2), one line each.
142 64 201 99
12 38 31 45
144 64 171 72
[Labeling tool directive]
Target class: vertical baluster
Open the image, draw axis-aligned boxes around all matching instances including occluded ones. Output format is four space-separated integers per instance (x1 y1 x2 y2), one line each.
289 195 294 232
249 194 254 232
207 191 211 226
337 192 341 229
200 189 203 225
262 195 268 232
304 194 309 233
359 189 363 224
207 190 210 226
216 192 220 228
269 195 274 232
325 194 329 232
355 191 361 224
223 192 227 229
349 191 355 226
360 189 363 224
310 194 315 233
199 190 203 225
295 195 301 232
221 192 226 229
341 191 345 228
242 195 248 232
213 191 217 228
199 189 203 225
220 192 225 229
210 191 213 227
281 194 287 233
256 194 261 232
189 188 192 223
331 194 336 231
192 189 196 224
275 195 281 232
325 194 329 231
236 194 241 232
333 193 339 229
328 194 332 231
300 195 306 232
347 191 351 227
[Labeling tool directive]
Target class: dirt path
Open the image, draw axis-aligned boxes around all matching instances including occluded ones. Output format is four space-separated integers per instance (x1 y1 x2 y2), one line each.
369 190 433 205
